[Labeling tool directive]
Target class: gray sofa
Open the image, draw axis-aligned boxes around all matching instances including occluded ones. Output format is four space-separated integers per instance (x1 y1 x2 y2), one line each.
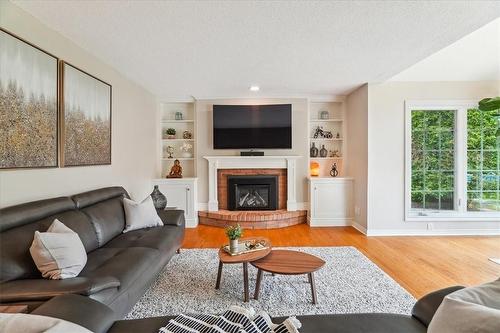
0 186 185 319
29 286 464 333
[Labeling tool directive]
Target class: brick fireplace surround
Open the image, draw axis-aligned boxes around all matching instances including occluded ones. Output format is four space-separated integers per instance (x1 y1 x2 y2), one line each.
199 156 307 229
217 169 287 210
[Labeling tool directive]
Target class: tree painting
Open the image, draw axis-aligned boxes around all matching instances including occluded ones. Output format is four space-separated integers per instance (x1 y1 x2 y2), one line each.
0 29 58 169
61 63 111 166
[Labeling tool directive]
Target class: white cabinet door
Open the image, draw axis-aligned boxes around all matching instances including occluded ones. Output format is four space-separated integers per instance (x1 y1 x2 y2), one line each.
311 181 352 219
156 183 191 218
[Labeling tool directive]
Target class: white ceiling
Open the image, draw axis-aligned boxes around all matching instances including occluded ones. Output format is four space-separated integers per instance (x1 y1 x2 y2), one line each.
13 1 500 100
390 18 500 82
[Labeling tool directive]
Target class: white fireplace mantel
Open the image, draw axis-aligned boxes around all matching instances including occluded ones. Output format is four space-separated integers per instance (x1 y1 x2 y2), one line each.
203 156 301 212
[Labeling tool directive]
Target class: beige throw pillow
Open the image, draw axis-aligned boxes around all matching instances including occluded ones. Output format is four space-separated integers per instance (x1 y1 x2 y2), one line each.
428 278 500 333
0 313 92 333
123 196 163 233
30 219 87 280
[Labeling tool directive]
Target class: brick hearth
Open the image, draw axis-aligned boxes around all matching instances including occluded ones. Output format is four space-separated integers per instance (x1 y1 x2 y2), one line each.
198 209 307 229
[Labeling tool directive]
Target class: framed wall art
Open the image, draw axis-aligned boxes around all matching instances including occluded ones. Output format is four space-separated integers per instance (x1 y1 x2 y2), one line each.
0 28 59 169
60 61 112 167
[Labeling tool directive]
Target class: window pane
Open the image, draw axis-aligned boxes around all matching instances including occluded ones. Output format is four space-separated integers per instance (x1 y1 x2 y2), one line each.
410 110 456 212
466 108 499 212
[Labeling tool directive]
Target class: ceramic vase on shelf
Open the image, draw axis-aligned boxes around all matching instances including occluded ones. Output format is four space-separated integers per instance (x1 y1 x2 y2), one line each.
229 239 239 253
150 185 167 210
330 163 339 177
320 145 328 157
310 142 319 157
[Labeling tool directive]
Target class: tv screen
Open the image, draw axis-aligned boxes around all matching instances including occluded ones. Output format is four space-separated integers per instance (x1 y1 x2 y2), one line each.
213 104 292 149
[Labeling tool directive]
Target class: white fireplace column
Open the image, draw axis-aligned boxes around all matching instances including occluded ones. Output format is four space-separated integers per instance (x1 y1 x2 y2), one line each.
204 156 301 212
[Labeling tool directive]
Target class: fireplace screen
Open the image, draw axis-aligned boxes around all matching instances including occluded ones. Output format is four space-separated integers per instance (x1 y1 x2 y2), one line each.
227 175 278 211
236 185 269 209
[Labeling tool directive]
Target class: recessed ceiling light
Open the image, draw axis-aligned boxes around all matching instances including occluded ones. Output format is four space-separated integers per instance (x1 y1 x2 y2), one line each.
249 85 260 92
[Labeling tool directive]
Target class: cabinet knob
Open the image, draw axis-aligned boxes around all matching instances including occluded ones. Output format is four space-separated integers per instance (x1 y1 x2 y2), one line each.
186 187 190 191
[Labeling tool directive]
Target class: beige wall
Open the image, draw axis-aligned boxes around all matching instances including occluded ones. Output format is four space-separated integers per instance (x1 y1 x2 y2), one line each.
195 98 309 206
0 2 157 207
367 81 500 234
345 84 369 231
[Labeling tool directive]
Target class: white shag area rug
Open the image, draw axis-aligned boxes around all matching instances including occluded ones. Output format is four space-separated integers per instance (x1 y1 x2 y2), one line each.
126 247 416 319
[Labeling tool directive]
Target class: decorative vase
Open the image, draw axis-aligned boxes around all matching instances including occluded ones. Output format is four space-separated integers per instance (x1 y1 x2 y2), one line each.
150 185 167 209
319 110 329 119
320 145 328 157
229 239 239 253
310 142 319 157
330 163 339 177
181 151 192 158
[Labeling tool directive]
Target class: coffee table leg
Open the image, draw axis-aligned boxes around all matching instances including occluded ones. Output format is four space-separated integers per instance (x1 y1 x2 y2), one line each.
254 269 263 300
215 261 223 289
243 262 249 302
309 272 317 304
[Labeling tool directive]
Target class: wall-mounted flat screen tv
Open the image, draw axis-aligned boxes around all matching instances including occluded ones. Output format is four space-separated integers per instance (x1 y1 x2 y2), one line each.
213 104 292 149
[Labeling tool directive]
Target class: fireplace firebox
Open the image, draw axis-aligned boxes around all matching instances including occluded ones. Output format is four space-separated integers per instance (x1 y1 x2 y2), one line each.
227 175 278 211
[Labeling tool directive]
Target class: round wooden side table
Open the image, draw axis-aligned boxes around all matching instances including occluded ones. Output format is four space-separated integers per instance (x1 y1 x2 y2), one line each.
251 249 325 304
216 237 271 302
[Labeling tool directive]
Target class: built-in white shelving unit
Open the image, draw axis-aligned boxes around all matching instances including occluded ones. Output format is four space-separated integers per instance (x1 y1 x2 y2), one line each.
308 100 346 178
158 102 196 178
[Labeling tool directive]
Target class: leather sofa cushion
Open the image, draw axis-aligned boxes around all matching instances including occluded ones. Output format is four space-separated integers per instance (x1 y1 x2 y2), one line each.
32 294 116 333
81 197 126 247
0 197 75 232
110 314 426 333
71 187 129 209
109 316 173 333
103 225 184 252
274 314 426 333
157 210 185 226
412 285 464 327
0 210 98 283
80 247 160 290
0 276 120 303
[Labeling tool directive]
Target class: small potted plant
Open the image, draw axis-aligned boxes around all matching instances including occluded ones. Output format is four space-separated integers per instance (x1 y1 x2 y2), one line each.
165 128 176 139
225 224 243 253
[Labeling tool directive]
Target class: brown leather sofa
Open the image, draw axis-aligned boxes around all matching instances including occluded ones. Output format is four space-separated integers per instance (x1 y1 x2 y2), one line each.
29 286 464 333
0 186 185 319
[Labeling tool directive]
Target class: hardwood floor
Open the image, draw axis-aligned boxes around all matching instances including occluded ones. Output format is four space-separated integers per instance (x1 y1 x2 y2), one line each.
183 224 500 298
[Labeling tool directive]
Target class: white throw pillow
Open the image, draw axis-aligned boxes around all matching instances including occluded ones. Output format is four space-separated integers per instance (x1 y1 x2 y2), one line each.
29 219 87 280
123 196 163 233
428 278 500 333
0 313 92 333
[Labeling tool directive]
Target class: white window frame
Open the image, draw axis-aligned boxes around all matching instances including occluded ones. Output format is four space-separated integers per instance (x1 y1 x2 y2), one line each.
405 100 500 222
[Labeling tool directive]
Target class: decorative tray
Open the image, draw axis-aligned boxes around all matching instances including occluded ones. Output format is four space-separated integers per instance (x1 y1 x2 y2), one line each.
222 239 270 256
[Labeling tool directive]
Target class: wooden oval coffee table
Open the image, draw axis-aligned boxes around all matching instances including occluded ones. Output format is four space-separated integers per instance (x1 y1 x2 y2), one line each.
216 237 271 302
251 249 325 304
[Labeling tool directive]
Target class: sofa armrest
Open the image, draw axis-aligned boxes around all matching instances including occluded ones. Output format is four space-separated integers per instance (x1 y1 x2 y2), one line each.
31 294 116 333
157 209 185 227
0 276 120 303
411 285 465 327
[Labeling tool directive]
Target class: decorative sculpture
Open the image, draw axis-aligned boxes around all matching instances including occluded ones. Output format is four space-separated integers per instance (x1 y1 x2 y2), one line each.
313 126 333 139
167 159 183 178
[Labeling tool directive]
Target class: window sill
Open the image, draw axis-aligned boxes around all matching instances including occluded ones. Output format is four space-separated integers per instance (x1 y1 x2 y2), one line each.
405 215 500 223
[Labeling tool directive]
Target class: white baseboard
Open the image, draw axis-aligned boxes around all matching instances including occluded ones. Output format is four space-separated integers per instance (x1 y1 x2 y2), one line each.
185 217 198 228
365 228 500 236
351 221 367 235
307 216 352 227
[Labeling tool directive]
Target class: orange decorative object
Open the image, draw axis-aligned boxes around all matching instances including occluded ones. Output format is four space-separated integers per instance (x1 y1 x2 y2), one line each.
310 161 320 177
